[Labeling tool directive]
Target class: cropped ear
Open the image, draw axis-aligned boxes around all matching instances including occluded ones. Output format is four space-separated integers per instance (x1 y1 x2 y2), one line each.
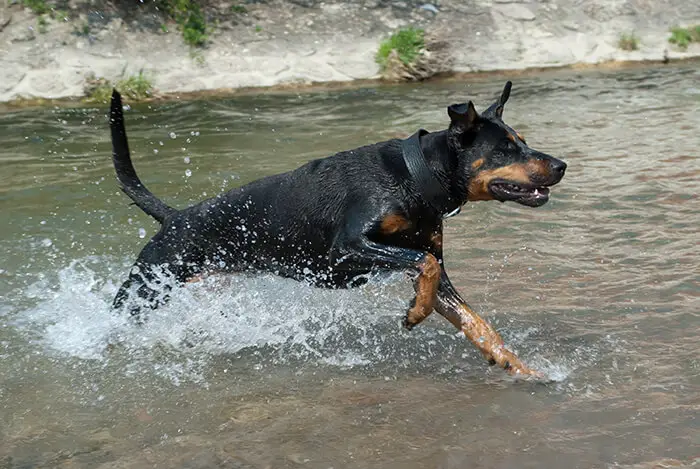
447 101 479 131
494 80 512 118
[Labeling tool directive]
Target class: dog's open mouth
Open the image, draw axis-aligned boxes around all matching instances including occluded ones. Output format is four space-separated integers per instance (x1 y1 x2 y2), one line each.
489 180 552 207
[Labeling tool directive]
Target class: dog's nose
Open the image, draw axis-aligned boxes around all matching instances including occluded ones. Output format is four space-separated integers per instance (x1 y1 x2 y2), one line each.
551 159 567 177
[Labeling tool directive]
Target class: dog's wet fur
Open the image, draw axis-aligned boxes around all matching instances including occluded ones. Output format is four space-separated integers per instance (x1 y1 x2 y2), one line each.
109 82 566 377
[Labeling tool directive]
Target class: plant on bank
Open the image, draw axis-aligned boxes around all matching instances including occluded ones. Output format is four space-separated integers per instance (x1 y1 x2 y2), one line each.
22 0 49 15
375 27 452 82
158 0 208 47
618 33 639 51
668 25 700 50
84 71 154 103
22 0 70 34
376 27 425 70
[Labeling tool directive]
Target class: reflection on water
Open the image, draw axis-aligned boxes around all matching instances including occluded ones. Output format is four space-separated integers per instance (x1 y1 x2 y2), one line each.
0 63 699 468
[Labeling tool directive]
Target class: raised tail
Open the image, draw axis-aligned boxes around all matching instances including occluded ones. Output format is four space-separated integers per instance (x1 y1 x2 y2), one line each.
110 89 176 223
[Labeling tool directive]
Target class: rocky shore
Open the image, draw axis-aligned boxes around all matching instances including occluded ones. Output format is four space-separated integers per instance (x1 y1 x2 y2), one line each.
1 0 699 103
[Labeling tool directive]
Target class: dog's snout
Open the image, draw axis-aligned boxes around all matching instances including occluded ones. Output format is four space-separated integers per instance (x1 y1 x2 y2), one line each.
550 159 567 177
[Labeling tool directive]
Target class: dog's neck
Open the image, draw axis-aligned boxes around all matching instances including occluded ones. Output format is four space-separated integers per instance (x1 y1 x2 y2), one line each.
418 130 471 211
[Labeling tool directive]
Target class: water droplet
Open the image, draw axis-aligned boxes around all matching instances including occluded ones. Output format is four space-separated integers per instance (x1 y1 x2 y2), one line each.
138 228 146 238
185 169 192 177
184 156 190 164
41 238 53 247
169 132 177 139
153 149 159 154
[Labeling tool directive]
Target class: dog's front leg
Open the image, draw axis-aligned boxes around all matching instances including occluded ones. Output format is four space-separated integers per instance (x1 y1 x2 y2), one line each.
330 234 439 330
436 271 541 377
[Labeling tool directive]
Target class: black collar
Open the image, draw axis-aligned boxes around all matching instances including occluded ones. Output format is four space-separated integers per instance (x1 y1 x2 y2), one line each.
401 129 461 219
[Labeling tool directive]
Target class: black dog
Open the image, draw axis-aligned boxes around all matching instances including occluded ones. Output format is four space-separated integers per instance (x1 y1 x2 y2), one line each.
109 82 566 376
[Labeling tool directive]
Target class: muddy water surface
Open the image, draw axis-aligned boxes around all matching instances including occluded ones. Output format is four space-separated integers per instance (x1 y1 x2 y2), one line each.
0 64 699 468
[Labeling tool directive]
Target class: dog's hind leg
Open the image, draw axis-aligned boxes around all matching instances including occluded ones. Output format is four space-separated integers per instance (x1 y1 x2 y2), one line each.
435 271 541 378
113 233 201 321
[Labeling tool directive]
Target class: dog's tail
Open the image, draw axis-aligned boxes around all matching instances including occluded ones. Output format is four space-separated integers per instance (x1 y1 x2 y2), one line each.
110 89 176 224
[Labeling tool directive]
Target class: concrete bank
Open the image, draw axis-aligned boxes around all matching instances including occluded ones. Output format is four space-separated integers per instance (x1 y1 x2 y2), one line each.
1 0 699 103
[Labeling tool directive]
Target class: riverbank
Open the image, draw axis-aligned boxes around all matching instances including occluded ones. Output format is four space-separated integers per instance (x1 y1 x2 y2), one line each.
1 0 699 104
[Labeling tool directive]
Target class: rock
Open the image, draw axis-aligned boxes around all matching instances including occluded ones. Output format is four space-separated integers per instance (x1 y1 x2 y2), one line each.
288 0 316 7
0 65 26 93
0 13 11 32
418 4 440 15
562 21 580 31
493 4 536 21
9 26 35 43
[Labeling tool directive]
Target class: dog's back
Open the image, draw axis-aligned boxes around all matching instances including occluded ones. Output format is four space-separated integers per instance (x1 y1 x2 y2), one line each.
160 138 409 286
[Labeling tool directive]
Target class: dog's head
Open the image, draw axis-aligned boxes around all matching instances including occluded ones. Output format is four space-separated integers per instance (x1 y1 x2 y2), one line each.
447 81 566 208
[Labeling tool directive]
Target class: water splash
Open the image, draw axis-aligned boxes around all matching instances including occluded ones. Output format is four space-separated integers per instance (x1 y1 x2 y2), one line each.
9 256 580 385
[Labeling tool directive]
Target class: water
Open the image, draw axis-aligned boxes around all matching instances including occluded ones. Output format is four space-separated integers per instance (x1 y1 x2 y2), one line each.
1 64 698 468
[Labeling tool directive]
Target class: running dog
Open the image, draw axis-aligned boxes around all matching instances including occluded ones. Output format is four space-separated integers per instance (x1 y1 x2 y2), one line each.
109 82 566 377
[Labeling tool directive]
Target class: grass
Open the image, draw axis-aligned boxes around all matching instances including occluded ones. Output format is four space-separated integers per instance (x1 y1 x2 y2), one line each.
37 14 47 33
53 9 69 21
22 0 49 15
375 27 425 70
668 25 700 50
22 1 71 34
618 32 639 51
84 72 154 103
189 49 206 66
158 0 208 47
73 21 90 37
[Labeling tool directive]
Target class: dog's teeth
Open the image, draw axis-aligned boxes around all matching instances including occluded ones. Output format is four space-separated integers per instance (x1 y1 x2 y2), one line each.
534 188 539 195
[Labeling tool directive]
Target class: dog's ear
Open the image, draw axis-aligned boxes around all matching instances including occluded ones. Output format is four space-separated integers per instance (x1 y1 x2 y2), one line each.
493 81 512 118
447 101 479 131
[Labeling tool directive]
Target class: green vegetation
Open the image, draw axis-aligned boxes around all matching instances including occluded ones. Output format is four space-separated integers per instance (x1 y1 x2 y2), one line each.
21 0 210 47
73 21 90 37
158 0 208 47
189 49 206 66
668 25 700 50
22 0 49 15
37 14 48 34
118 72 154 100
53 9 69 21
375 27 425 70
231 4 247 14
255 25 263 33
22 1 70 34
84 71 154 103
618 33 639 51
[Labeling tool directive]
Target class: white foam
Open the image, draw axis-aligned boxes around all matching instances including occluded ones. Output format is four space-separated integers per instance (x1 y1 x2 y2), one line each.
12 257 413 369
9 255 577 385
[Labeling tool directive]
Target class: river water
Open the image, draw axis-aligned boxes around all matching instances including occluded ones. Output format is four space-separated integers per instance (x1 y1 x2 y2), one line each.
0 63 698 468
